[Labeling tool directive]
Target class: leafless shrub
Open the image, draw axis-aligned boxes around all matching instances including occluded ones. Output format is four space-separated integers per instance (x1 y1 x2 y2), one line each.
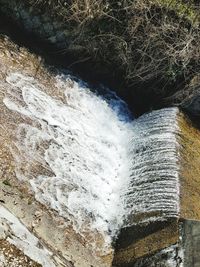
28 0 200 103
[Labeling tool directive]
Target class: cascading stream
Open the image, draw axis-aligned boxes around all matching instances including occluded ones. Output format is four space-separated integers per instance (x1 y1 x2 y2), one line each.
3 72 180 253
3 72 134 248
125 109 180 225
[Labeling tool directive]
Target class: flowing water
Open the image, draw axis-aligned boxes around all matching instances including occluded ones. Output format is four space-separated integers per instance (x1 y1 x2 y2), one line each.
125 108 180 225
3 72 180 252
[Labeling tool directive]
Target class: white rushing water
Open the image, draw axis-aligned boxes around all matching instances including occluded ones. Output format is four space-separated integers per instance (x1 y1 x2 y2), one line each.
3 72 133 246
3 72 180 251
125 108 180 225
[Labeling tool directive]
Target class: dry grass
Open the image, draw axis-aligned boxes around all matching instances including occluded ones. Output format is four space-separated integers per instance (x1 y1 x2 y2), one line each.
28 0 200 106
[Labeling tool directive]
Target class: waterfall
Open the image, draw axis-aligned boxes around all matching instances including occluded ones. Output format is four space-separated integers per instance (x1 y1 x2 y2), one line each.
3 72 134 250
125 108 180 225
3 72 180 253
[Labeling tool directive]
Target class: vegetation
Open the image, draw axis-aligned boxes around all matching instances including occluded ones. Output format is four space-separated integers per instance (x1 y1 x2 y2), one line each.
28 0 200 111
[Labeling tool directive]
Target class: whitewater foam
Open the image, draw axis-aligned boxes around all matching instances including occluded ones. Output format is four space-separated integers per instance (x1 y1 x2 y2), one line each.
3 72 180 251
3 72 133 245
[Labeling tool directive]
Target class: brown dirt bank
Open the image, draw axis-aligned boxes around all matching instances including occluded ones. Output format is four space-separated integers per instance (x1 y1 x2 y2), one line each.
0 0 200 116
